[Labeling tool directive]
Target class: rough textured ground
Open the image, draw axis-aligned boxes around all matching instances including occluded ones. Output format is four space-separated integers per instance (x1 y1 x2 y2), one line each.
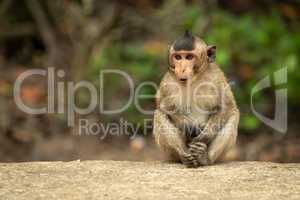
0 161 299 200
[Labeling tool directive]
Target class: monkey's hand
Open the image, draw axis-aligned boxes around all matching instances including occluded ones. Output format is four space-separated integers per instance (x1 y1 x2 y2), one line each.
188 141 210 166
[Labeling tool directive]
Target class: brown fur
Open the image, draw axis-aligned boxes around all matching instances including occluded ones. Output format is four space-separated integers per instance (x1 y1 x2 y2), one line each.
153 35 239 167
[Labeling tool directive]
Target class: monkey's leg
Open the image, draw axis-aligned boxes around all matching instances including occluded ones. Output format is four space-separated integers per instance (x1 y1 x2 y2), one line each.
153 109 197 167
188 113 226 166
207 112 239 163
189 111 239 165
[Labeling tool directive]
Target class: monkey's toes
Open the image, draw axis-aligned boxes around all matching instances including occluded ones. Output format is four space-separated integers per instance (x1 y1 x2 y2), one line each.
181 152 198 168
188 142 209 166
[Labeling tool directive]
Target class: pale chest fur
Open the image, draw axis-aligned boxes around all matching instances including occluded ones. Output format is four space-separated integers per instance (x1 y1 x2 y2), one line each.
160 77 220 128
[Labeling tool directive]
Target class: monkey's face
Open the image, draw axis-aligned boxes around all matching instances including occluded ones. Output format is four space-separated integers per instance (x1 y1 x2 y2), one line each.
168 31 216 85
169 51 196 84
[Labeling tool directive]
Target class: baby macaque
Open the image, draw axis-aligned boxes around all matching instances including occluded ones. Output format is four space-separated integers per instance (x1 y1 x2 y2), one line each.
153 31 239 167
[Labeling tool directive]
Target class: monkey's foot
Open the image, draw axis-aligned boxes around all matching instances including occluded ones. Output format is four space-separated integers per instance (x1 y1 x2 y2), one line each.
180 152 198 168
189 142 210 166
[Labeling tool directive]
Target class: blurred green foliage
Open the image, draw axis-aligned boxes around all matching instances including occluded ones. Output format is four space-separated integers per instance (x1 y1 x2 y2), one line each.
91 3 300 132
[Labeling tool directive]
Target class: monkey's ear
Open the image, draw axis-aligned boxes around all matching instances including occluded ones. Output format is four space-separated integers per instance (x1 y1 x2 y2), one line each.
168 53 174 68
207 45 216 63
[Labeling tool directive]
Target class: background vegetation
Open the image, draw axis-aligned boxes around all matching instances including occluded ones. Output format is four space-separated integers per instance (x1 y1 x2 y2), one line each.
0 0 299 162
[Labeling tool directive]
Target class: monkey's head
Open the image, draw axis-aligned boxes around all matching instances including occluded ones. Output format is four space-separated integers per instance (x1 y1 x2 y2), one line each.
168 30 216 84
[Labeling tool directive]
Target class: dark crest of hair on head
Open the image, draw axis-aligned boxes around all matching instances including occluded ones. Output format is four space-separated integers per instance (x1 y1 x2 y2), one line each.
174 30 195 51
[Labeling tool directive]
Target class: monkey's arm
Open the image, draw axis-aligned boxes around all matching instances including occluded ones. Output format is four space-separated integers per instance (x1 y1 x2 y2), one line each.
153 109 197 166
190 87 240 164
207 109 239 163
193 112 226 143
190 107 239 165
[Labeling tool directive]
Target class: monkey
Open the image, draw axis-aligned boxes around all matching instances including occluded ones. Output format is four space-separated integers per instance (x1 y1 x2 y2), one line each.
153 30 239 167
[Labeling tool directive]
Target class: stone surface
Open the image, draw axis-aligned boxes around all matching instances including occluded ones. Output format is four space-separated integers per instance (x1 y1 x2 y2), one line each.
0 161 299 200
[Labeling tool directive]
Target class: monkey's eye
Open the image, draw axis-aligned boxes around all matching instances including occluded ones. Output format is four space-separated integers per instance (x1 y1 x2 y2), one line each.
186 54 194 60
174 55 182 60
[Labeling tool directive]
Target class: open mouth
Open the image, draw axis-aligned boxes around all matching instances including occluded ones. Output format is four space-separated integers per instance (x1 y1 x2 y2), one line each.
179 78 188 83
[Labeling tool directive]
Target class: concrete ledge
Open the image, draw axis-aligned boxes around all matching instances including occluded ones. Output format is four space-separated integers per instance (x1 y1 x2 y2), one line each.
0 161 299 200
